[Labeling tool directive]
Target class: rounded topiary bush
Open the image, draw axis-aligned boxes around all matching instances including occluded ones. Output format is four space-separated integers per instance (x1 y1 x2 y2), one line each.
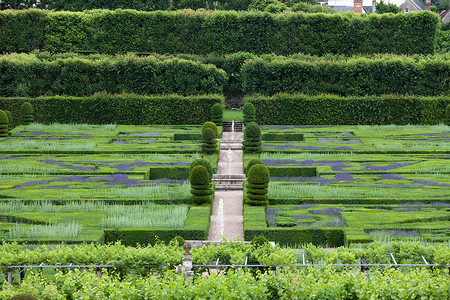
4 110 13 134
242 122 262 153
246 158 264 176
190 158 213 180
243 103 256 124
201 127 218 154
20 102 34 125
446 104 450 125
190 165 212 205
211 103 223 126
202 121 218 138
0 110 9 137
10 294 38 300
245 164 270 206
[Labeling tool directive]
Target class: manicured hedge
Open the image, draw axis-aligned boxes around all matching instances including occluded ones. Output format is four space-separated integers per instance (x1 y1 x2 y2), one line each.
244 206 345 246
0 94 224 125
104 206 210 246
246 94 450 125
267 167 317 178
0 54 227 97
262 133 304 141
242 55 450 97
0 10 439 55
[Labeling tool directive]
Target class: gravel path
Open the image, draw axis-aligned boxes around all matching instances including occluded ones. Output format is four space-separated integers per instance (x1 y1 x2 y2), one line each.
208 132 244 241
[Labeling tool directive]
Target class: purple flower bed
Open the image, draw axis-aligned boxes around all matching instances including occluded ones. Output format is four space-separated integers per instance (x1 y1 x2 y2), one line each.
42 159 98 171
15 131 52 136
310 207 343 216
293 215 314 221
390 231 419 237
41 185 71 189
379 174 406 180
93 174 141 184
261 126 330 130
272 173 354 185
1 138 14 142
118 132 161 137
294 204 317 210
0 155 20 160
413 179 450 187
362 162 410 171
263 159 351 171
423 132 449 137
317 138 361 144
326 221 346 227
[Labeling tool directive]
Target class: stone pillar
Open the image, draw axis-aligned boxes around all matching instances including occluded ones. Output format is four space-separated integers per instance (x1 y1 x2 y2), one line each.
354 0 363 13
182 242 194 279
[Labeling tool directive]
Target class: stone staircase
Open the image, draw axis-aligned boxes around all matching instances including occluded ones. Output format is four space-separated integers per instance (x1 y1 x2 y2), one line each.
222 121 243 132
212 174 246 190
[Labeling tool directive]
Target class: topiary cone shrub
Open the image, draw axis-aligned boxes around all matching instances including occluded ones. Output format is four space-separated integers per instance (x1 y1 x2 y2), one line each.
243 103 256 124
4 110 13 135
201 127 218 154
245 158 264 176
190 165 212 205
202 121 218 138
211 103 223 126
446 104 450 125
190 158 213 181
20 102 34 125
242 122 262 153
245 164 270 206
0 110 9 137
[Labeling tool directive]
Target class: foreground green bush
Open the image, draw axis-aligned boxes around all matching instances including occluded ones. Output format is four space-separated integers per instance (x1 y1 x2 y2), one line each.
0 94 223 125
0 10 439 56
246 94 450 125
0 54 227 97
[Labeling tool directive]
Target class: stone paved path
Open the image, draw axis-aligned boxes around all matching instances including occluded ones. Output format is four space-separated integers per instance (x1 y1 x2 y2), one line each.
208 132 244 241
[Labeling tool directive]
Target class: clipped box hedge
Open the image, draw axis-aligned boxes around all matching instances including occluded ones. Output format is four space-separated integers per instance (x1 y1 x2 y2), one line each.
0 94 224 125
262 133 304 141
242 56 450 97
104 206 210 246
0 10 439 56
244 206 345 246
246 94 450 125
267 167 317 178
0 54 227 97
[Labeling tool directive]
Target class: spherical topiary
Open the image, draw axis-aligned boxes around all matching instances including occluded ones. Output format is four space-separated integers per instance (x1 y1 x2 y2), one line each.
211 103 223 126
0 110 9 137
20 102 34 125
446 104 450 125
201 127 218 154
243 103 256 124
4 110 13 133
190 165 213 205
246 158 264 176
190 158 213 181
242 122 262 153
246 164 270 206
202 121 218 138
10 294 38 300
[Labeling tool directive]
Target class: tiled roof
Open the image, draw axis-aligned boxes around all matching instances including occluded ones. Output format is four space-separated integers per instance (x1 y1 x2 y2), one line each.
328 5 354 12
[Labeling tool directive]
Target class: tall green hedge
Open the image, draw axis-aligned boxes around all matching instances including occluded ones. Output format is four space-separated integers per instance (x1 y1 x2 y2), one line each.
0 94 224 125
0 54 227 97
246 94 450 125
242 55 450 96
0 10 439 55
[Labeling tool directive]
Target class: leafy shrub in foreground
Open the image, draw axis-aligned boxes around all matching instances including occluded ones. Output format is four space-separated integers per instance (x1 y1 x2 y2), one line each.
245 158 264 176
202 121 219 138
190 158 213 181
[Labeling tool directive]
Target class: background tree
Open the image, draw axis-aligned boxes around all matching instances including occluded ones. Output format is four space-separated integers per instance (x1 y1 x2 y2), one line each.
376 0 401 13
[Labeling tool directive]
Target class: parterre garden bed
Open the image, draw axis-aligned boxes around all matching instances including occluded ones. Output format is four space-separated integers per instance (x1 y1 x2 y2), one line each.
0 123 216 244
244 124 450 245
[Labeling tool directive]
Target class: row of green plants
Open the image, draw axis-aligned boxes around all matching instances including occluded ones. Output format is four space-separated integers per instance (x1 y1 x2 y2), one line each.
0 10 439 55
246 94 450 125
0 54 227 97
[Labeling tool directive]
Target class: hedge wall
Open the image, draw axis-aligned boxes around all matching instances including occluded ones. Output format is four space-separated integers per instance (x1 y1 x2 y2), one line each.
246 94 450 125
104 206 210 246
0 94 224 125
0 10 439 55
242 55 450 97
244 206 345 246
0 54 227 97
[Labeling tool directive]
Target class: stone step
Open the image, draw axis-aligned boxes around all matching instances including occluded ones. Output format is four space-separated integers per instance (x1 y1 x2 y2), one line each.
214 184 243 191
213 174 246 180
220 144 242 150
222 121 244 132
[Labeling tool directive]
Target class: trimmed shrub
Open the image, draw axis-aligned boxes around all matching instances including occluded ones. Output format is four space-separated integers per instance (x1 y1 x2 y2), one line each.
20 102 33 125
446 104 450 125
246 94 450 125
201 128 218 155
242 122 262 153
0 110 8 137
202 121 219 138
190 158 213 181
246 164 270 206
0 94 224 126
10 294 38 300
245 158 264 176
243 103 256 124
4 110 13 133
211 103 223 126
190 165 213 205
